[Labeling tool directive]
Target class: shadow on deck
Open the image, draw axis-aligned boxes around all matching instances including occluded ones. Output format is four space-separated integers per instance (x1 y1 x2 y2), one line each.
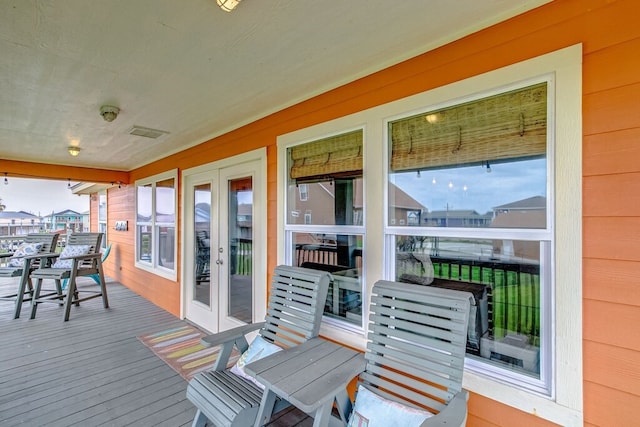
0 277 311 427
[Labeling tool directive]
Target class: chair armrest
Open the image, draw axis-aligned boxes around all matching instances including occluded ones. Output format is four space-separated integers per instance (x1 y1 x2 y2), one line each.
0 253 13 259
202 322 266 371
201 321 265 347
420 390 468 427
23 252 59 260
28 252 60 259
58 252 101 261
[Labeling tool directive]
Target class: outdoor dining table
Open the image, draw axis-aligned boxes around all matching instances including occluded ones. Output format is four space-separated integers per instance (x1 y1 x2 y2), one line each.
245 337 366 427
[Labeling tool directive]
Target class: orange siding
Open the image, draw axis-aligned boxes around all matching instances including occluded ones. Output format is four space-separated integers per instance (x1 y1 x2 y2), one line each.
100 185 181 315
112 1 640 424
10 0 640 424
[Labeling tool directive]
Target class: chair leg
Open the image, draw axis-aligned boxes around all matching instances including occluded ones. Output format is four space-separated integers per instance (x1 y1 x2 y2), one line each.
13 273 30 319
63 274 78 322
254 389 278 427
191 409 208 427
97 262 109 308
30 278 43 319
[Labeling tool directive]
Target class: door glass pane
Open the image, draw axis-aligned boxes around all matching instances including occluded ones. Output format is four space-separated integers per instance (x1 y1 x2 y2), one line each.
228 177 252 323
194 184 211 306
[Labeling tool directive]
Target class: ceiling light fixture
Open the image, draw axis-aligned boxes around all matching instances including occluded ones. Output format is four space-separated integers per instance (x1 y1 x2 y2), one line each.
100 105 120 122
216 0 241 12
68 146 81 157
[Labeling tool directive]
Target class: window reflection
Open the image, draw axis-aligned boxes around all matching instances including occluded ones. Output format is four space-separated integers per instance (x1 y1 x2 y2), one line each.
292 232 363 326
394 235 541 377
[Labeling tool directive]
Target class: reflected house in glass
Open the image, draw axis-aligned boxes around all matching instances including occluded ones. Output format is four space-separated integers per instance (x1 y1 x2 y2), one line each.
491 195 546 261
381 183 426 226
424 209 493 227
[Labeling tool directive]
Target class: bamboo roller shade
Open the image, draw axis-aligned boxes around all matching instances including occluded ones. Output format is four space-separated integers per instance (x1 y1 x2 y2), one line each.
390 82 547 172
289 130 363 179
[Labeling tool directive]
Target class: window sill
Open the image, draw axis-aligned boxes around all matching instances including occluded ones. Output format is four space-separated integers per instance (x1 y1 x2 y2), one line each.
134 261 177 282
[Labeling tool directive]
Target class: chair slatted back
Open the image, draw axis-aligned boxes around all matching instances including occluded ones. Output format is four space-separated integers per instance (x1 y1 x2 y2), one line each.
360 280 472 414
14 233 59 270
25 233 59 269
65 233 103 269
260 265 331 349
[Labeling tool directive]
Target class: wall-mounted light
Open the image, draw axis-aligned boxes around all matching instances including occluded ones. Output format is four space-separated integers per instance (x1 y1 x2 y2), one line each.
68 146 81 157
217 0 241 12
486 160 492 173
4 173 8 185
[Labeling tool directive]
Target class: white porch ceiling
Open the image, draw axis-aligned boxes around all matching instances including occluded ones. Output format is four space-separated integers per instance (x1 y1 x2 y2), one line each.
0 0 548 171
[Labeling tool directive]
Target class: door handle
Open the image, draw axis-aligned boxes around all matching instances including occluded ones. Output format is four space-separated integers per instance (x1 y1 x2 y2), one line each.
215 259 223 265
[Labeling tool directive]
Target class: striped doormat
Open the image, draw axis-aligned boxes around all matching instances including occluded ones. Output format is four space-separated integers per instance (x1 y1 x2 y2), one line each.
138 325 240 381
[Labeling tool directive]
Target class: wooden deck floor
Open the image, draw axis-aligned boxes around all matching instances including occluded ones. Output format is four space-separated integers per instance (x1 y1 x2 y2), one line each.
0 277 312 427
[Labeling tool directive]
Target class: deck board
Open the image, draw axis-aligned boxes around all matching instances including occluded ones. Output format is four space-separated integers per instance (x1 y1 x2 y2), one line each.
0 276 312 426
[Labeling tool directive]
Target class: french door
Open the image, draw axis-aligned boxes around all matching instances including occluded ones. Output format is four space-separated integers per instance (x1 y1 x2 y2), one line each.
183 151 266 333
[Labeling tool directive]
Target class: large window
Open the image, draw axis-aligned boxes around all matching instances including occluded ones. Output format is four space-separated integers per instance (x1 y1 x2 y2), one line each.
284 130 365 328
277 46 582 425
135 170 177 280
387 82 550 392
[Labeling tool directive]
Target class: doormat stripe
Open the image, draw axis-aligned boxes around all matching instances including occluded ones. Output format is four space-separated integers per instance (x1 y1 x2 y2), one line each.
138 325 240 381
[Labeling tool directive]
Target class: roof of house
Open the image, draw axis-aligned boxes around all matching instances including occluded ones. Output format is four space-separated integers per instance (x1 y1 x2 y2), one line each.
493 195 546 211
0 210 40 219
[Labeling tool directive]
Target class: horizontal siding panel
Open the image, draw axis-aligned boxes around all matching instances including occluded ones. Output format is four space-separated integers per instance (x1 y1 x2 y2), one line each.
583 217 640 262
584 172 640 216
584 128 640 176
584 340 640 395
467 392 558 426
583 82 640 136
584 382 640 426
584 258 640 306
583 36 640 94
584 299 640 351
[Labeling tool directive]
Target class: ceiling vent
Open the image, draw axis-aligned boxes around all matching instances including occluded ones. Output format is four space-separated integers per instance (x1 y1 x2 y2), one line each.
128 125 169 139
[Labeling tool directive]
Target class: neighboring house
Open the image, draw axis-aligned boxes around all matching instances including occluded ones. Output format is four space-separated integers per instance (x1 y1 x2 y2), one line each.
490 196 547 261
384 183 427 226
43 209 86 233
424 209 492 227
0 211 43 236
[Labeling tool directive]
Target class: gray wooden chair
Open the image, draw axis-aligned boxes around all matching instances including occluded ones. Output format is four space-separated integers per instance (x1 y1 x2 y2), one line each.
29 232 108 321
0 233 59 319
351 280 473 427
186 265 331 427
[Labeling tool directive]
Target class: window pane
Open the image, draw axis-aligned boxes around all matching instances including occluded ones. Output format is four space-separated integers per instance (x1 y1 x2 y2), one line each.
157 226 175 269
287 130 363 226
394 235 541 378
98 193 107 222
388 82 547 229
291 232 363 326
287 178 363 225
137 184 152 222
138 224 152 263
156 178 175 224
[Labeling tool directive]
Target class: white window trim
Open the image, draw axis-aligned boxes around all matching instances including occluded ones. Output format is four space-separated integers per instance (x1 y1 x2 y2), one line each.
279 128 367 336
277 45 582 426
135 169 178 281
98 191 107 248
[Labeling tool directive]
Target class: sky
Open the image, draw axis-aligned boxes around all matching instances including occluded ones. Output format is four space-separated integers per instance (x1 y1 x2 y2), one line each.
391 158 547 214
0 177 89 215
